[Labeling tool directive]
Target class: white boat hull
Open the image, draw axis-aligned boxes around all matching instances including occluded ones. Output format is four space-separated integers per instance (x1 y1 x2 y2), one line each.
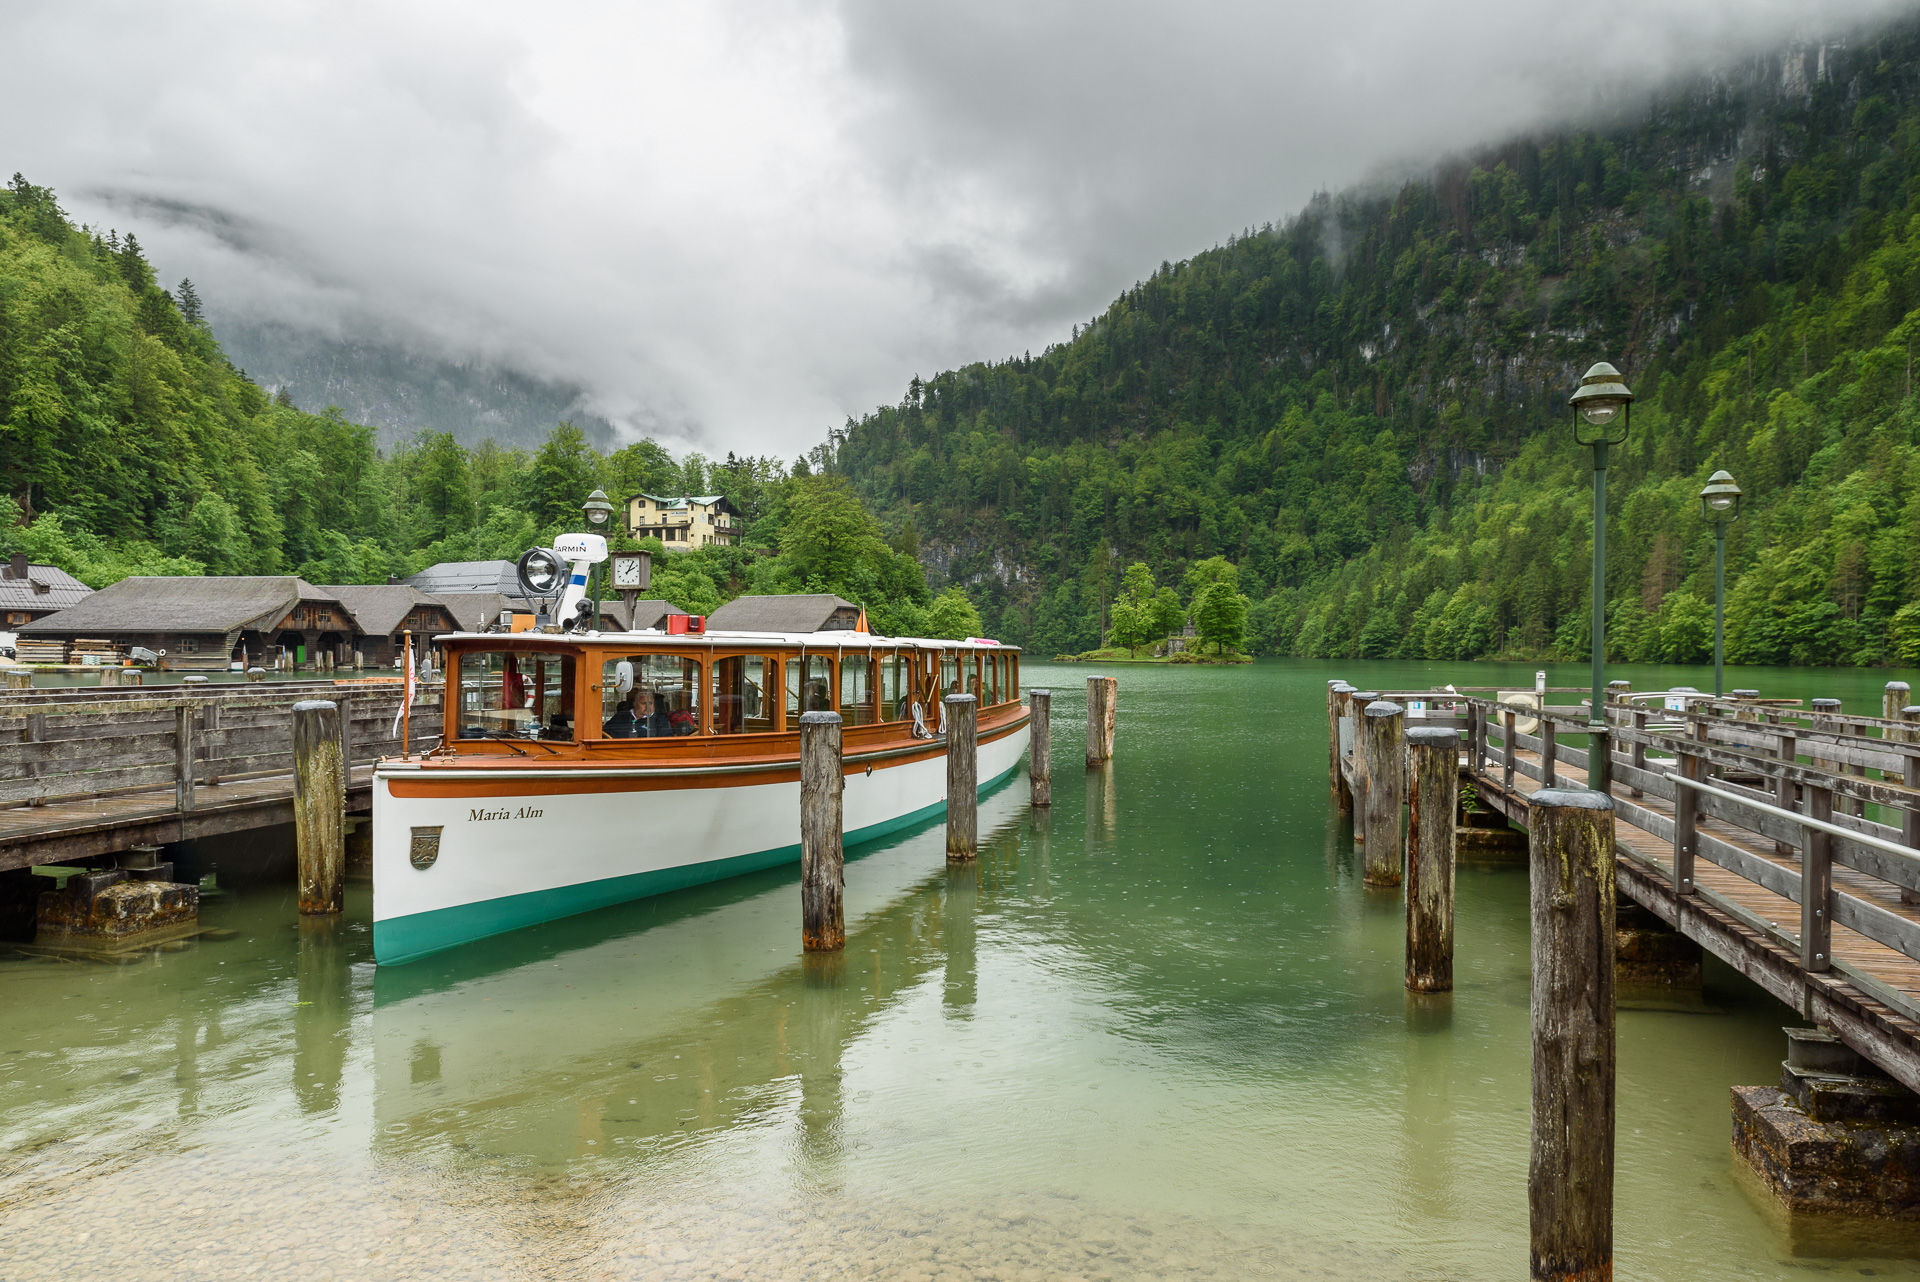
370 721 1030 964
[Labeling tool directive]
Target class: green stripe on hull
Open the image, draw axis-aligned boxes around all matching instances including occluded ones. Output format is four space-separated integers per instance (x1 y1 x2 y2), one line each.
374 759 1023 966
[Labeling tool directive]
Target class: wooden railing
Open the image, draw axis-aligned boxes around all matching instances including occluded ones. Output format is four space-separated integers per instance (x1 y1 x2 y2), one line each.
0 682 444 811
1337 686 1920 1027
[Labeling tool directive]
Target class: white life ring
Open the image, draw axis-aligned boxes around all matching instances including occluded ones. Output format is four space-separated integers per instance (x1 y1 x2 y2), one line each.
1497 691 1541 737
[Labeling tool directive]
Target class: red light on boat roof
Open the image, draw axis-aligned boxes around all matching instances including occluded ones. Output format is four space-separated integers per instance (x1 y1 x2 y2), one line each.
965 637 999 645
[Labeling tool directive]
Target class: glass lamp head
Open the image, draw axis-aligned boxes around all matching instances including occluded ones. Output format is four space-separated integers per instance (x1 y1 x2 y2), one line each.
582 488 615 527
1699 469 1741 521
1568 361 1633 447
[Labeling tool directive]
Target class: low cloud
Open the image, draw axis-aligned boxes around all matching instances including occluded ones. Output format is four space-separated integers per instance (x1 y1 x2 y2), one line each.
0 0 1909 454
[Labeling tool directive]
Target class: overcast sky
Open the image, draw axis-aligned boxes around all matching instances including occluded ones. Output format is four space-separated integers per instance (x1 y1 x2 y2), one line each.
0 1 1911 456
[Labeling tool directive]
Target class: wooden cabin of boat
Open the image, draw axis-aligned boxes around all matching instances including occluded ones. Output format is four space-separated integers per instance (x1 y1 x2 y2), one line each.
425 629 1024 763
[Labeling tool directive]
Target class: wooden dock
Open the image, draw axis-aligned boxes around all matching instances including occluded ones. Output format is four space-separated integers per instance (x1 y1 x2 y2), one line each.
0 681 441 869
1332 684 1920 1094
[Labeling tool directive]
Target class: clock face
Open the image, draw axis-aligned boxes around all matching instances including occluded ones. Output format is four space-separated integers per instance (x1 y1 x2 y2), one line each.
612 553 646 588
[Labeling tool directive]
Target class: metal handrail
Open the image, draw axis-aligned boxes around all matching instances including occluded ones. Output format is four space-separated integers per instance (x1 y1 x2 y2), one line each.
1666 771 1920 867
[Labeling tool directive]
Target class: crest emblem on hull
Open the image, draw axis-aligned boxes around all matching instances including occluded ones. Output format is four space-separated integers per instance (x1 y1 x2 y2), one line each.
409 826 444 870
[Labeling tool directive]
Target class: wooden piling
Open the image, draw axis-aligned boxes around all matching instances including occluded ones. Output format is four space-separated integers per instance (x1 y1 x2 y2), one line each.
946 693 978 862
1349 691 1380 839
1028 689 1052 808
1803 784 1833 973
1527 788 1616 1282
292 700 344 915
1085 676 1116 767
174 704 197 813
1405 726 1458 993
1541 717 1558 790
799 710 845 951
1887 683 1913 785
1 668 29 689
24 712 45 807
1362 700 1405 887
1503 707 1518 792
1333 685 1358 814
1327 680 1350 810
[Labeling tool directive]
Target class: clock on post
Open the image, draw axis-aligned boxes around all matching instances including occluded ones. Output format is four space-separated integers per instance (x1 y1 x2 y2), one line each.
611 551 651 591
611 551 651 628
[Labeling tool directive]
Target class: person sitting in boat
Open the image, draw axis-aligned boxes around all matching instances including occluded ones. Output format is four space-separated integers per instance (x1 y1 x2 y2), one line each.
643 694 674 738
603 695 640 739
668 698 698 735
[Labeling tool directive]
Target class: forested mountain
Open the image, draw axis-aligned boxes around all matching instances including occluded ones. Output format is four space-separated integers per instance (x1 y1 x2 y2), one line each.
215 318 620 451
0 181 979 637
832 18 1920 666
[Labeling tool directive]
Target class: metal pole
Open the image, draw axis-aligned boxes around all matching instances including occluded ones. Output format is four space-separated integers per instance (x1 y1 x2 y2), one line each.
1713 522 1726 699
1589 443 1607 739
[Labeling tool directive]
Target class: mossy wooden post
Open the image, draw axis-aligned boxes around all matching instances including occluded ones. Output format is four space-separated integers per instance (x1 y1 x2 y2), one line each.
1362 700 1405 886
1326 680 1348 809
292 700 344 915
1085 676 1116 767
1028 689 1052 808
1886 682 1912 785
1405 726 1458 992
1349 691 1380 843
1528 789 1616 1282
1 669 29 689
1333 685 1358 814
946 693 978 862
799 710 845 951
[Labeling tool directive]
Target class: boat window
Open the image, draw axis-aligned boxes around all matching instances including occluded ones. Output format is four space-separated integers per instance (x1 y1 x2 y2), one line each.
840 653 875 726
457 650 577 741
600 653 702 737
786 654 833 719
967 653 984 702
712 655 772 734
985 653 999 704
879 652 910 721
1008 653 1018 701
939 651 959 698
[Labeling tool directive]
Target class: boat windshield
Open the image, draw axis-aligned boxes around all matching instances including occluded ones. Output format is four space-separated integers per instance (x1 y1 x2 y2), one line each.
456 650 577 741
711 655 772 734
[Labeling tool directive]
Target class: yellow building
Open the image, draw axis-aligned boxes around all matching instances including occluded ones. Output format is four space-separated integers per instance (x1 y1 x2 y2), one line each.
624 494 742 548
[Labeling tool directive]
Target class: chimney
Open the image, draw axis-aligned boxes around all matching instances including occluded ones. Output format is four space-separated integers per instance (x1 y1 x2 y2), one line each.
7 553 25 581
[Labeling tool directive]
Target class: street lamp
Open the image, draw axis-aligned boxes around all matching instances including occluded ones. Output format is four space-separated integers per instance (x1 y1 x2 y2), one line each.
1699 469 1742 699
1568 361 1634 791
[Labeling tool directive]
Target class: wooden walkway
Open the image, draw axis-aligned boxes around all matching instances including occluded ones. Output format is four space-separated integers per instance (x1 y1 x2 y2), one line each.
0 682 440 871
0 765 377 869
1332 685 1920 1093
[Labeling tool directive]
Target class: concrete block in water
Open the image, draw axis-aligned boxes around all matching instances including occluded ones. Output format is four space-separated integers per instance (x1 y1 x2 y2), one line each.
1615 901 1703 989
1732 1056 1920 1218
37 871 198 941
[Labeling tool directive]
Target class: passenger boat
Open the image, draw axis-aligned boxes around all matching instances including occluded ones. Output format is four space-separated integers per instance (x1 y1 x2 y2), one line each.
370 625 1028 964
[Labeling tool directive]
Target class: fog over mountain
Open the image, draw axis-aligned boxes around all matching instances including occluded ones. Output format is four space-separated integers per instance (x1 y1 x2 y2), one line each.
0 0 1912 454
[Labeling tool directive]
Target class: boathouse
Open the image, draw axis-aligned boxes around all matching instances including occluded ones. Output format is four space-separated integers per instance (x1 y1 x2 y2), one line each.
323 586 460 666
16 576 357 669
704 593 861 633
0 555 90 630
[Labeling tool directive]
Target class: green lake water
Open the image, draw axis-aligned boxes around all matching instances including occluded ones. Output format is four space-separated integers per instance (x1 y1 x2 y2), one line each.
4 658 1920 1279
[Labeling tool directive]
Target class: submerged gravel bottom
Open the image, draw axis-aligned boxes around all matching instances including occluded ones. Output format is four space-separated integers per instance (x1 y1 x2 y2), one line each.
1 1145 1412 1282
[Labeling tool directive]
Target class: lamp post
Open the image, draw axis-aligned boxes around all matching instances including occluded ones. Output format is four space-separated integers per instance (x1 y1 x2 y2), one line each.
1568 362 1634 791
582 489 614 628
1699 470 1742 699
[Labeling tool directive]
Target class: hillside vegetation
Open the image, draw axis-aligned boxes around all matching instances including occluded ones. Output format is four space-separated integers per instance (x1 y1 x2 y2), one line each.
0 180 977 638
832 21 1920 667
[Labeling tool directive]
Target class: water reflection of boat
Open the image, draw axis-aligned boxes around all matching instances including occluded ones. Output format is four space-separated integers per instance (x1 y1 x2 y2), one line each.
372 628 1028 964
370 780 1032 1166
